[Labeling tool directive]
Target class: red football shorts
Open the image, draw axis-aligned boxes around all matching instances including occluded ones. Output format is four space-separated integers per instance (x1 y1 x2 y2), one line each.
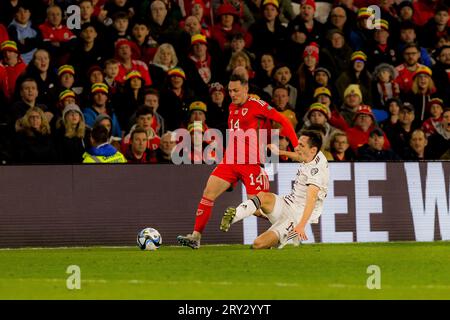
211 164 270 195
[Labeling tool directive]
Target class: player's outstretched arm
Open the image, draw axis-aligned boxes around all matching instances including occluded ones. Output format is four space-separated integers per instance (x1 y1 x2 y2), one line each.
268 144 301 162
266 109 299 148
294 184 320 241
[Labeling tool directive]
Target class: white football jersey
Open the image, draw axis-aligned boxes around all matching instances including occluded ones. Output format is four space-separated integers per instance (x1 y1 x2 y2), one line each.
284 151 329 223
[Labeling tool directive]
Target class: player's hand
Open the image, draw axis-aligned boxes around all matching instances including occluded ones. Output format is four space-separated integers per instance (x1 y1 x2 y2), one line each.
294 224 308 241
267 144 279 156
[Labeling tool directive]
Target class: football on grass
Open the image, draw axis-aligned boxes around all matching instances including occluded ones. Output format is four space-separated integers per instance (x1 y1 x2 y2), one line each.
137 228 162 251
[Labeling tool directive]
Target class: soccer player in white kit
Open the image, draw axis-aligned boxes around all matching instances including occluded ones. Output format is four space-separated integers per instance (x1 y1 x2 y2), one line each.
220 130 329 249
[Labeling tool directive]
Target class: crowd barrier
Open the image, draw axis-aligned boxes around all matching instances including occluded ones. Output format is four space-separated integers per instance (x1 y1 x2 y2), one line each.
0 162 448 247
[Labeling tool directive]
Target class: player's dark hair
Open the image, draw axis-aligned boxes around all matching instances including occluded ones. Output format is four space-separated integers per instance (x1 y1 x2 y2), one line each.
91 124 109 144
229 72 248 85
300 129 323 152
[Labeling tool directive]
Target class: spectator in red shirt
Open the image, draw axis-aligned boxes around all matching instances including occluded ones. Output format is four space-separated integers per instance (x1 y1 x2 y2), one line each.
114 38 152 87
142 88 165 136
180 0 212 37
421 5 450 50
0 41 26 104
121 105 161 154
395 43 425 94
422 98 444 137
346 104 391 152
412 0 443 27
211 3 252 52
124 126 158 163
38 4 76 66
130 19 159 64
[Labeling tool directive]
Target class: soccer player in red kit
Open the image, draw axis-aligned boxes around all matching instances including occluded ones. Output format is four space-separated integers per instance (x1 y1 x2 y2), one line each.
177 71 299 249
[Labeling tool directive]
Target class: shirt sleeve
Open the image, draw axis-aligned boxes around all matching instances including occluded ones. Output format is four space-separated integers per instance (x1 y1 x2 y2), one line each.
250 98 299 148
264 106 299 148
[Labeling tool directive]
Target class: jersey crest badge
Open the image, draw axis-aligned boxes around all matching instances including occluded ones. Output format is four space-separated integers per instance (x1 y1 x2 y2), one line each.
311 168 319 176
242 108 248 116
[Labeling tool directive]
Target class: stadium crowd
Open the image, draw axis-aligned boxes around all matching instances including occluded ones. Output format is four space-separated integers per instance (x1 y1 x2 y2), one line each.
0 0 449 163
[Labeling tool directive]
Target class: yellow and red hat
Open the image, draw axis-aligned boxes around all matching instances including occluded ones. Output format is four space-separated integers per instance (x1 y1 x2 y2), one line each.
351 51 367 62
189 101 207 113
354 104 374 120
413 66 432 78
125 70 143 81
262 0 279 9
216 3 239 17
57 65 75 77
303 42 319 61
344 84 362 99
357 7 371 19
1 40 18 53
375 19 389 32
91 82 109 95
427 98 444 110
167 67 186 80
59 89 76 102
188 121 205 133
191 34 207 46
313 87 332 98
306 102 331 120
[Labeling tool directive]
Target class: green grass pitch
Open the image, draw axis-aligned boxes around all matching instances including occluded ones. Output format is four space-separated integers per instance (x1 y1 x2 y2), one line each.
1 242 450 300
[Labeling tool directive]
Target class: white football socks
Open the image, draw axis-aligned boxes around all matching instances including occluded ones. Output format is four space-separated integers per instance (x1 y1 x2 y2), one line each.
231 197 261 224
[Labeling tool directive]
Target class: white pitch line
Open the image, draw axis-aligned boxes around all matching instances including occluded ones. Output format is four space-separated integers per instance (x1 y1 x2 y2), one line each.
0 244 238 251
2 278 450 290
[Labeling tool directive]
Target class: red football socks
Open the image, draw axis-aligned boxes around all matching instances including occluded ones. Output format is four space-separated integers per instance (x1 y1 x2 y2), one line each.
193 196 215 233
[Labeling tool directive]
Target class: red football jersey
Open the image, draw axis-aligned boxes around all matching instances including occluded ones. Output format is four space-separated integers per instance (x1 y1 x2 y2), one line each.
224 97 298 164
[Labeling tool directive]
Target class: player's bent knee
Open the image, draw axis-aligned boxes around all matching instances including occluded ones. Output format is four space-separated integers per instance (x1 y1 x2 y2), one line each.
256 191 268 204
256 192 274 208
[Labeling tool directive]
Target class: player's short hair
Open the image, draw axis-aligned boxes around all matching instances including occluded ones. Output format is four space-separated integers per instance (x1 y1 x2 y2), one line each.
300 129 323 152
91 124 109 144
229 69 249 85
